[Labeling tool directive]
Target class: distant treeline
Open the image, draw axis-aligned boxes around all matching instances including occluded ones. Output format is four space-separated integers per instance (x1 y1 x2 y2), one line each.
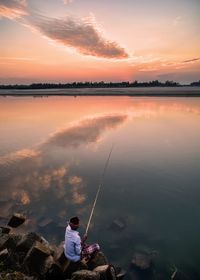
0 80 200 89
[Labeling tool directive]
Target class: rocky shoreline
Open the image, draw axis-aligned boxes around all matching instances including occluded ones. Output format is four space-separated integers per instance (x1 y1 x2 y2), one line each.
0 214 129 280
1 214 181 280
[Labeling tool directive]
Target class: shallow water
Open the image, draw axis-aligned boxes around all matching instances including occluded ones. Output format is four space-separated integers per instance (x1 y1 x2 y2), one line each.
0 95 200 279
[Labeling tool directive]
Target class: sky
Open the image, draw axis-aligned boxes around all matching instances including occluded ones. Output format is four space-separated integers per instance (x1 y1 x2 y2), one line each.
0 0 199 84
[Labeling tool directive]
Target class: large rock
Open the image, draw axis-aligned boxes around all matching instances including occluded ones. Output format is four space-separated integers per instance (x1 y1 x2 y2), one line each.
41 255 63 280
131 253 152 270
0 271 34 280
0 248 9 261
72 270 100 280
7 214 26 228
6 234 22 251
54 245 66 265
63 259 88 279
116 269 126 280
0 226 11 234
87 251 108 270
0 234 10 251
23 241 51 275
94 265 117 280
16 232 43 254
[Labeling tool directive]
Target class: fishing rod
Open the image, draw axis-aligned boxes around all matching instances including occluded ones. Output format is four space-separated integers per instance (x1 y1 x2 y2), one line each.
85 144 114 237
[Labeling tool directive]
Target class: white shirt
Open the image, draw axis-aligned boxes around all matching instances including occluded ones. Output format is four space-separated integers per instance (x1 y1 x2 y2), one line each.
64 224 81 262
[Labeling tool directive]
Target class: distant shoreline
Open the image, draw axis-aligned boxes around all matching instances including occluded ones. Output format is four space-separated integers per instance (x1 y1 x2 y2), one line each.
0 86 200 97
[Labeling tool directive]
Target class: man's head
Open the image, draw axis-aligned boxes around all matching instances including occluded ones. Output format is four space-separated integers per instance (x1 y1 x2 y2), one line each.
69 216 79 230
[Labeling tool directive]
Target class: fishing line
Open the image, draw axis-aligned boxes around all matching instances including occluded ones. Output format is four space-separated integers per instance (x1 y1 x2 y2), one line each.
85 144 114 236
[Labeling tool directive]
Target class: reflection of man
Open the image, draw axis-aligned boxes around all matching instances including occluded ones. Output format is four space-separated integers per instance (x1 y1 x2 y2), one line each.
64 216 100 262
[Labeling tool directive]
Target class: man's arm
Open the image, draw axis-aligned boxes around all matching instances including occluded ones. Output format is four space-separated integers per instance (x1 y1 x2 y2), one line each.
74 236 81 256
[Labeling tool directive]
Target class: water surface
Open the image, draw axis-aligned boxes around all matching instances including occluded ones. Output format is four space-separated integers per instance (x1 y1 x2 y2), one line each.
0 95 200 279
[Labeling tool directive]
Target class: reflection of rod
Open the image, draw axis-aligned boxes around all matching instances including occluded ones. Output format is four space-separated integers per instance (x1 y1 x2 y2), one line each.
85 144 114 236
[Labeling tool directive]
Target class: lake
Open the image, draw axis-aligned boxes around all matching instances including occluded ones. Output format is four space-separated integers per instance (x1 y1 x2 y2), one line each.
0 94 200 279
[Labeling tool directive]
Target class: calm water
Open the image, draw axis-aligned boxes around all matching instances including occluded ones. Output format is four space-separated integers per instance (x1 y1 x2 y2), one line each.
1 95 200 279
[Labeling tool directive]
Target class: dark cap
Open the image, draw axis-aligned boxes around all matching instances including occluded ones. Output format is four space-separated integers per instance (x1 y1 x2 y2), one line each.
70 217 79 225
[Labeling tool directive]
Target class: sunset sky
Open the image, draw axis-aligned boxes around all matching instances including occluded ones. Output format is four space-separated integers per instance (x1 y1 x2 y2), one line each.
0 0 199 84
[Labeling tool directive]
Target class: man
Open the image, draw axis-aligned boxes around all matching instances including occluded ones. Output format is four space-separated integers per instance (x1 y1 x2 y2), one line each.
64 216 100 262
64 216 85 262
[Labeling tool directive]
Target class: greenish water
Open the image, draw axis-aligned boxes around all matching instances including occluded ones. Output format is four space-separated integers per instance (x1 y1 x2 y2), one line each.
0 95 200 279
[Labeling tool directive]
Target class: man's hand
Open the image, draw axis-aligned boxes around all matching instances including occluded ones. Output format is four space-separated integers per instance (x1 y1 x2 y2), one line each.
82 234 87 242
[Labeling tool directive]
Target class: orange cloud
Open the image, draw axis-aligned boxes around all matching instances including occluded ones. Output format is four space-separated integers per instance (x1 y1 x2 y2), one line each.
29 14 129 59
0 1 128 59
0 0 27 19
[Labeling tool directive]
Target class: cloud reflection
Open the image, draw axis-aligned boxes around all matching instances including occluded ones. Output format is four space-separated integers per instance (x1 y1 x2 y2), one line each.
0 113 128 225
44 114 127 148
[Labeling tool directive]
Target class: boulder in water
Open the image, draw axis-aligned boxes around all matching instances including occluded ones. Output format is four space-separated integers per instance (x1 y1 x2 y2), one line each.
38 218 53 228
94 265 117 280
87 251 108 270
115 267 126 280
131 252 152 270
110 219 126 231
7 213 26 228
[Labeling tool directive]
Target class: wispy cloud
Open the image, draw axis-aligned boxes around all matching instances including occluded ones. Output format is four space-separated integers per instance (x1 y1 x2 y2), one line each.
0 0 27 19
183 57 200 63
0 0 128 59
29 14 129 59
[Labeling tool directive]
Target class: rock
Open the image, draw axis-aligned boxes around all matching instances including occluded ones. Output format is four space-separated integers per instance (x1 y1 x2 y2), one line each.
38 218 53 228
116 269 126 279
94 265 117 280
54 245 65 265
63 259 88 279
0 226 11 234
0 234 10 251
62 259 75 278
88 251 108 270
72 270 100 280
110 219 126 231
42 255 63 279
114 267 126 280
7 213 26 228
0 248 9 261
16 232 43 254
0 271 34 280
131 253 152 270
6 234 22 251
23 241 51 275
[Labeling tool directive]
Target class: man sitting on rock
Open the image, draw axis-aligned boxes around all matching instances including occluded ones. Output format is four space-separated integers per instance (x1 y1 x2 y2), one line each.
64 216 100 263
